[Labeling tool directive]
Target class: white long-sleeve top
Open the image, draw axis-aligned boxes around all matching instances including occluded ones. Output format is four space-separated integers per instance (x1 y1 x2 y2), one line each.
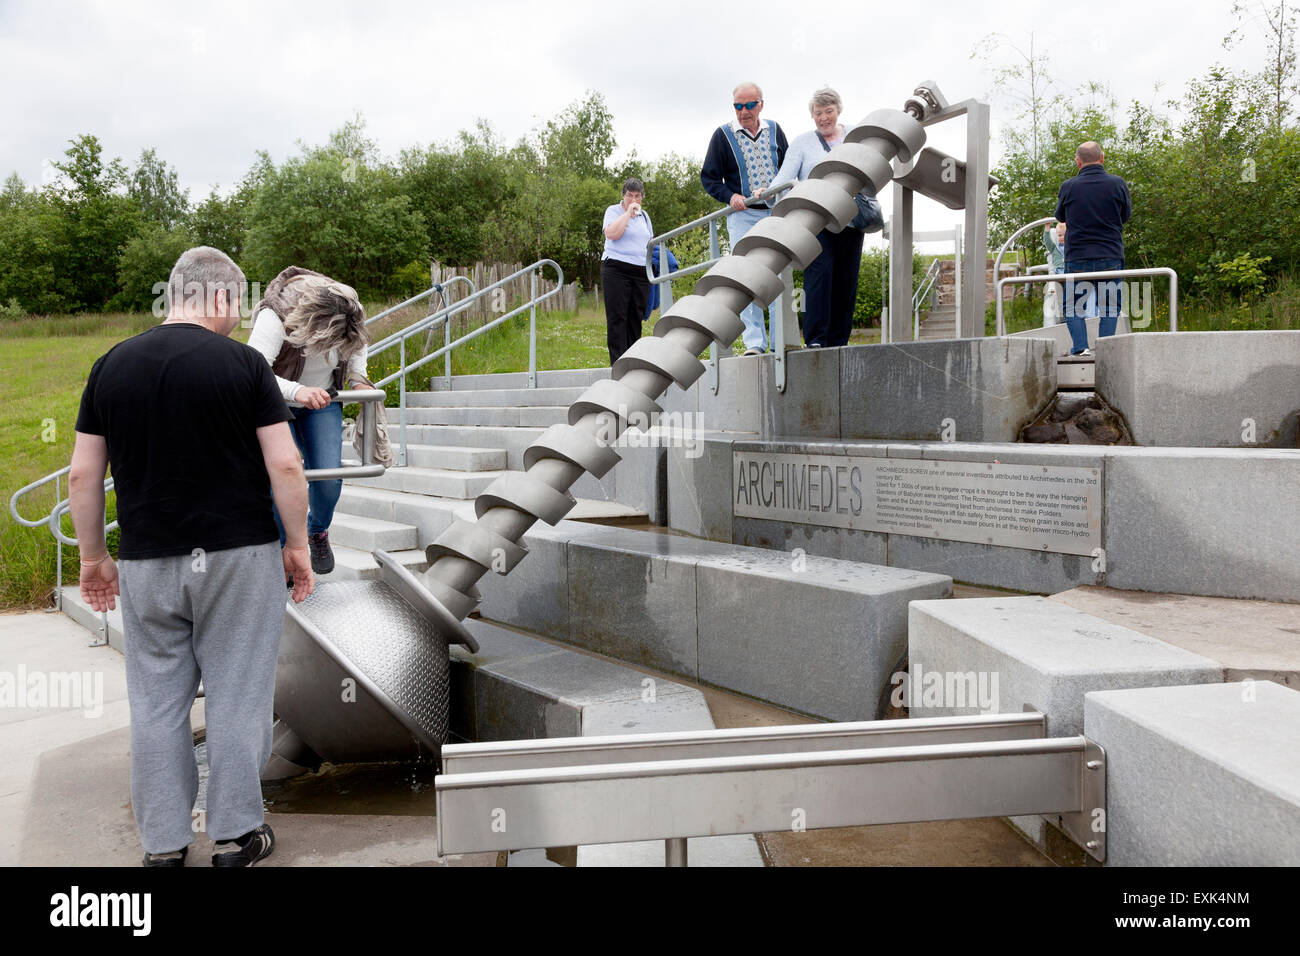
247 307 369 406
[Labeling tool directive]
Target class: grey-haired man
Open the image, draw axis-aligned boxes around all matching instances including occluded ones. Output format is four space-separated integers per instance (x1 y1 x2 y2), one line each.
70 246 313 866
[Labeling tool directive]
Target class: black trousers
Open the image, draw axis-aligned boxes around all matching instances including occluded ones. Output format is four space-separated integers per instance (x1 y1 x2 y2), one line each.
802 226 865 347
602 258 650 365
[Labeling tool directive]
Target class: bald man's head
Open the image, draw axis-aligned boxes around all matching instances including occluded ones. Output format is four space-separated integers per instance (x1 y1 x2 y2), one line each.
1076 141 1104 165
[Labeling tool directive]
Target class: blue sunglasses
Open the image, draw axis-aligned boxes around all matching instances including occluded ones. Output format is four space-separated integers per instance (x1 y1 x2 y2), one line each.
733 100 760 111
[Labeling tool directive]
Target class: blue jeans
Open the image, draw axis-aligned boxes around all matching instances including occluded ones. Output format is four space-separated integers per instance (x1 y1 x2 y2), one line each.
1063 257 1123 353
726 207 772 351
273 402 342 544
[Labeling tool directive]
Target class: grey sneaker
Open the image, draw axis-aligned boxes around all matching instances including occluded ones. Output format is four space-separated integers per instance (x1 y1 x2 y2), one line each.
212 824 274 867
309 531 334 574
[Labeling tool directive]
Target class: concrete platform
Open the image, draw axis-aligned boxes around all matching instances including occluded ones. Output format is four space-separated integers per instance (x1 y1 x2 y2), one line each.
1096 330 1300 447
1085 680 1300 866
907 596 1223 736
1050 586 1300 688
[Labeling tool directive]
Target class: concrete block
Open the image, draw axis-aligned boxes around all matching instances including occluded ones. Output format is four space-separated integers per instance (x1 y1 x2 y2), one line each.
838 338 1055 442
1085 681 1300 865
907 596 1222 736
610 435 668 524
1103 448 1300 602
695 354 762 434
580 690 714 737
474 520 607 642
888 534 1101 593
759 347 841 440
733 515 888 565
564 527 740 679
471 652 582 742
667 436 741 541
696 551 951 720
1096 331 1300 447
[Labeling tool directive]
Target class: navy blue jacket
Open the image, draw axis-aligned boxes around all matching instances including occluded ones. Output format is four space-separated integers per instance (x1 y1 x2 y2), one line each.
700 121 788 207
1055 164 1131 260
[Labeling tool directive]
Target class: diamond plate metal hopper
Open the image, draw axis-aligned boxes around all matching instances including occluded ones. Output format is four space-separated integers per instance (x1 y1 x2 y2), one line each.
274 550 479 765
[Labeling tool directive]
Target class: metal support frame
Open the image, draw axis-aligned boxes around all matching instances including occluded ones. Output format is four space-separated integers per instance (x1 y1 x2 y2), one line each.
887 87 991 341
436 713 1106 865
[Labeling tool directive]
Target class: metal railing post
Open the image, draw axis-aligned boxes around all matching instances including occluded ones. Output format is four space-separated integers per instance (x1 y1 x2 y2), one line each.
53 474 62 612
708 220 721 395
665 838 687 867
658 242 674 315
444 301 452 390
399 339 408 467
528 269 538 389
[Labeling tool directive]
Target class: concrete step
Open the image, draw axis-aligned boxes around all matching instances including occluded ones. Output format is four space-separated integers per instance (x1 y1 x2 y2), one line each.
343 442 506 472
397 425 547 469
1057 354 1095 389
400 405 569 427
408 386 586 408
426 368 609 392
331 486 467 544
328 512 419 552
346 463 505 498
327 545 428 580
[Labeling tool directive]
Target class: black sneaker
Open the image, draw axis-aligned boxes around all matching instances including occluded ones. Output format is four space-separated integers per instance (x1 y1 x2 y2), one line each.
143 846 187 867
212 824 274 867
309 531 334 574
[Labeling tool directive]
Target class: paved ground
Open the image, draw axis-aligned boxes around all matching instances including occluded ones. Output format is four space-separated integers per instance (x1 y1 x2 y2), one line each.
4 606 1051 867
1050 586 1300 687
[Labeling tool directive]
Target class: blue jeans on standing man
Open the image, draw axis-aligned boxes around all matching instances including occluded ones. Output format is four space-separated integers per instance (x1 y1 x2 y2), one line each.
1063 257 1124 354
273 401 343 544
726 206 772 351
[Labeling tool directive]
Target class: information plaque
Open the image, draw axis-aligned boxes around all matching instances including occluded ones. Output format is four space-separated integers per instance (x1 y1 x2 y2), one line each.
732 451 1101 556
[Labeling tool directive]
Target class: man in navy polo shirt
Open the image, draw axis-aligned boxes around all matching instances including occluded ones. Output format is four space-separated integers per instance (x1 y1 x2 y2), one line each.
1055 141 1131 356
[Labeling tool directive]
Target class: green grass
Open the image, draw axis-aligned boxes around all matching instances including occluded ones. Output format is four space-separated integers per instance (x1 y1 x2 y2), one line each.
0 331 132 608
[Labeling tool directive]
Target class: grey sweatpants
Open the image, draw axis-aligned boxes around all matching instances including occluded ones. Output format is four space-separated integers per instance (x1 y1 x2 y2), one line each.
118 541 285 853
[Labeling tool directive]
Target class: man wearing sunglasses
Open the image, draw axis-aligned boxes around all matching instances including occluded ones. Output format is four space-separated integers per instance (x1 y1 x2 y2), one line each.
700 81 789 355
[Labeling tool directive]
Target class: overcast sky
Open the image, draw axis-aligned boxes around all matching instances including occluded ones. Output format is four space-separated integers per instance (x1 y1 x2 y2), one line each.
0 0 1275 246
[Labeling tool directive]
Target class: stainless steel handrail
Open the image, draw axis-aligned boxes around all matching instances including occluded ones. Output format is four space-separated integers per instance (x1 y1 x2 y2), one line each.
436 713 1107 866
364 275 476 328
996 267 1179 336
991 216 1056 307
644 183 797 394
911 258 943 340
369 259 565 464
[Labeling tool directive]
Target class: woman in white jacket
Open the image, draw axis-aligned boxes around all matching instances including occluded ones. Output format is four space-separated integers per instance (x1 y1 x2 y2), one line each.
761 87 869 348
247 267 368 575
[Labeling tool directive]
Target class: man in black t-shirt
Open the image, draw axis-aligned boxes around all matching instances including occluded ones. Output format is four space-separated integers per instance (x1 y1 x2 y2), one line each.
69 245 313 867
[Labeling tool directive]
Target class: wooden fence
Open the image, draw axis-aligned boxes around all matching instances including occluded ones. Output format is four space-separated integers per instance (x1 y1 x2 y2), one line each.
429 260 580 331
